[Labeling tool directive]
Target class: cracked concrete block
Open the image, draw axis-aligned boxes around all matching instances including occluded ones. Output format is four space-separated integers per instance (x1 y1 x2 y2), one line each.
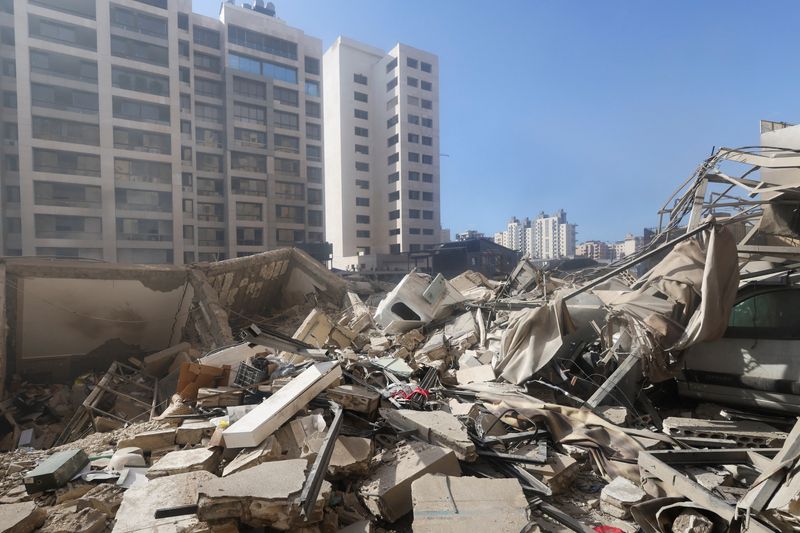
76 484 124 518
116 429 176 451
359 441 461 522
328 437 373 478
327 385 380 416
113 471 215 533
146 447 221 478
411 475 529 533
457 351 482 369
293 309 334 348
41 505 106 533
600 476 646 519
0 501 46 533
456 364 495 385
672 510 713 533
596 406 629 427
380 409 476 462
222 436 282 476
197 459 330 530
176 421 216 445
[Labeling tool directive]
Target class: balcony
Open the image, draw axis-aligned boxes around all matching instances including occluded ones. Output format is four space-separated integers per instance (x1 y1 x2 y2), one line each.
198 239 224 247
117 232 172 242
36 230 100 239
34 197 101 209
116 203 171 212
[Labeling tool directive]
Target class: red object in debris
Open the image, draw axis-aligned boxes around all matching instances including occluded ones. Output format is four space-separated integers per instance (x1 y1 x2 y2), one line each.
390 387 429 400
594 527 624 533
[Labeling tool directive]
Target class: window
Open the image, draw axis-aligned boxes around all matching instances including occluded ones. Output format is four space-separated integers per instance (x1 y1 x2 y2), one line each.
407 57 418 68
423 173 434 183
422 154 433 164
197 177 223 197
179 40 189 57
356 230 370 238
180 94 191 112
389 228 400 236
180 67 190 84
178 13 189 30
408 95 419 106
228 25 297 60
423 210 434 220
111 5 167 37
183 199 193 214
306 122 322 140
29 15 96 50
182 173 193 190
194 52 221 73
3 91 16 108
727 290 800 339
354 73 368 85
409 114 420 125
355 126 368 137
388 153 399 164
114 158 172 184
409 227 421 235
386 57 397 72
308 210 323 226
112 97 170 124
228 52 297 83
231 152 266 172
308 188 323 205
1 26 13 45
356 215 370 224
30 50 96 82
422 136 433 146
387 96 398 109
274 86 299 106
421 61 432 73
355 144 369 155
234 76 266 99
195 77 222 98
389 210 400 220
409 171 420 181
423 228 434 235
4 155 19 171
234 128 266 147
355 161 369 172
408 190 420 200
33 117 99 146
409 209 420 219
275 204 305 223
305 81 320 97
193 26 220 49
305 56 320 75
33 148 99 176
389 244 401 254
196 152 223 172
409 244 421 252
387 115 399 128
2 59 15 77
388 172 400 183
354 109 368 120
275 158 300 176
409 152 420 162
408 133 419 143
198 227 225 247
306 145 321 161
354 197 370 207
276 229 304 243
355 179 369 189
237 227 263 246
354 91 368 103
388 134 399 147
236 202 262 221
232 176 267 196
422 99 433 110
3 122 17 141
111 35 167 66
306 100 321 118
407 76 418 87
422 117 433 128
423 192 433 201
307 166 322 183
275 110 299 130
196 103 223 123
421 80 432 91
233 102 266 124
387 77 398 91
389 191 399 202
274 134 299 153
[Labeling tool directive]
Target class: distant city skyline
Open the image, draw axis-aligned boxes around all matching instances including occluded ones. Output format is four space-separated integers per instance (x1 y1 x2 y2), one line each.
192 0 798 242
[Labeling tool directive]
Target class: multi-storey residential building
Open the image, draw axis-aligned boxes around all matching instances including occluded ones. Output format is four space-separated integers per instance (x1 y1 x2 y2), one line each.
0 0 325 263
323 37 441 270
532 209 575 259
455 229 484 241
575 240 610 262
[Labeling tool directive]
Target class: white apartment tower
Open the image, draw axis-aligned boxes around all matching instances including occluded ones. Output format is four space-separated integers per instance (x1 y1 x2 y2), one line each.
0 0 325 263
533 209 576 259
323 37 441 270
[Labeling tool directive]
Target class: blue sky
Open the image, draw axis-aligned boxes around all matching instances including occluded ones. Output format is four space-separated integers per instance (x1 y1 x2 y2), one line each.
195 0 798 242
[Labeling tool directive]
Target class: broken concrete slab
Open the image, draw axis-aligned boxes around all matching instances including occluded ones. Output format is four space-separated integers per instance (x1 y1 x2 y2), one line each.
40 505 106 533
76 484 124 518
597 406 629 427
329 436 373 478
456 364 495 385
176 420 216 445
444 312 479 351
600 476 646 519
197 459 330 529
523 452 579 494
293 308 335 348
672 510 714 533
222 435 282 476
411 475 529 533
0 501 46 533
143 342 191 377
415 333 448 362
146 447 221 478
662 417 786 447
113 471 216 533
327 385 380 416
359 441 461 522
337 519 374 533
457 351 482 369
116 429 176 451
223 361 341 448
380 408 476 462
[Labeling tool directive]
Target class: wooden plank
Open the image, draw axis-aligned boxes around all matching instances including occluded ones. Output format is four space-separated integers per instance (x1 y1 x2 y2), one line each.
222 361 341 448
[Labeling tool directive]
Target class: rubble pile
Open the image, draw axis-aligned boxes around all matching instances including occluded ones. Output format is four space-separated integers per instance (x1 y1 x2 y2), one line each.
1 146 800 532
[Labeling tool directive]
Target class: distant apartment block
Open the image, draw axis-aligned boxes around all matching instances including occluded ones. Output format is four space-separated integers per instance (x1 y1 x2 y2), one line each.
0 0 325 263
575 240 610 261
323 37 441 270
455 229 484 241
494 210 575 259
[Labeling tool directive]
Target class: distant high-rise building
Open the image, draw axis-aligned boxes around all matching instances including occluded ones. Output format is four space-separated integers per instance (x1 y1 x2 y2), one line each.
0 0 326 263
575 240 610 261
322 37 441 270
532 209 575 259
456 229 484 241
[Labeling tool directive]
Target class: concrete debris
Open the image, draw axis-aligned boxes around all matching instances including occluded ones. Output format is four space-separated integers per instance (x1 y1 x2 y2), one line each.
0 501 46 533
222 435 282 476
116 428 176 451
380 408 476 462
671 510 714 533
326 384 380 416
146 447 221 478
411 474 529 532
40 505 107 533
75 483 124 518
600 476 646 519
175 420 216 446
328 436 373 478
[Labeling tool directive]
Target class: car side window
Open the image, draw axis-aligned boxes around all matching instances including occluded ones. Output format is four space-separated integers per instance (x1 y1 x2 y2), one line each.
726 289 800 339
